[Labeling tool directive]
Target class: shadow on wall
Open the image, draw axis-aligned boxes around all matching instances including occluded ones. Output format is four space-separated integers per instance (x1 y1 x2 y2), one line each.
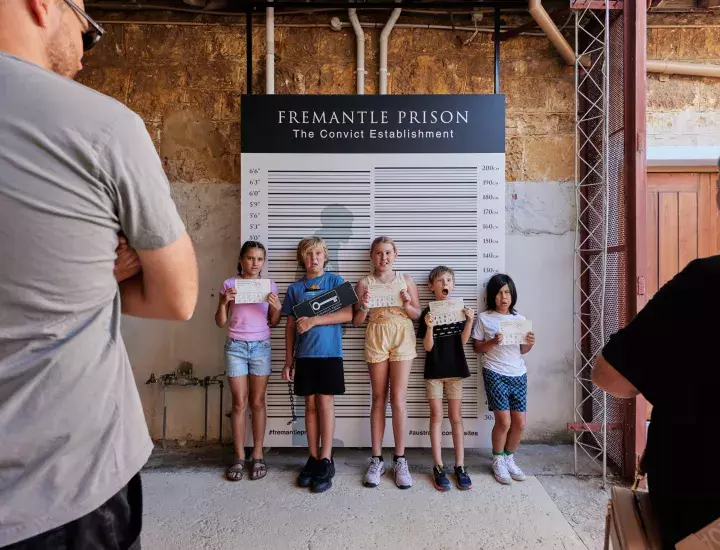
294 203 355 277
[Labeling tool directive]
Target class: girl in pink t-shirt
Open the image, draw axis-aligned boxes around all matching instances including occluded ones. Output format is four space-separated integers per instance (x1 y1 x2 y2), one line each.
216 241 281 481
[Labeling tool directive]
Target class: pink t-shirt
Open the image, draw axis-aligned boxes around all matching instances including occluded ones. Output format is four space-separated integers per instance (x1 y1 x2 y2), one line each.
221 277 278 342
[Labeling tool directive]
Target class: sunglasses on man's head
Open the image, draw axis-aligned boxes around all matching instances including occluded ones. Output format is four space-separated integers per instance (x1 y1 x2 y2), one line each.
62 0 105 51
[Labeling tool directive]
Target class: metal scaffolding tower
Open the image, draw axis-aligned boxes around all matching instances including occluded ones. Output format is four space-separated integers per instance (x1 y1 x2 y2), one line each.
572 3 612 485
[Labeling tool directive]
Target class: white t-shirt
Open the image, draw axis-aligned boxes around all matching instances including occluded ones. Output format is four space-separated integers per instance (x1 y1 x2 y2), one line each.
472 310 527 377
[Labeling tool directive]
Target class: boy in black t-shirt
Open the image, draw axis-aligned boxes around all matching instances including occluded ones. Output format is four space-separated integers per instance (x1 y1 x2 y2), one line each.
417 266 475 491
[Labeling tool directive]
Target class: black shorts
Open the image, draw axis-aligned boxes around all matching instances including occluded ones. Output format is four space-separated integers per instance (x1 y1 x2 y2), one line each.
3 473 142 550
294 358 345 396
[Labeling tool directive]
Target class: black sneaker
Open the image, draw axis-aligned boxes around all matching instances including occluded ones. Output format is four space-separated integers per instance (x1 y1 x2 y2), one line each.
297 456 317 488
455 466 473 490
433 465 451 492
311 458 335 493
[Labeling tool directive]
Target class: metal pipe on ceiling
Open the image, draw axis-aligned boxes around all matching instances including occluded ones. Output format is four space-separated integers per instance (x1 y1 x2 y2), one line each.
379 7 402 95
246 3 253 94
528 0 575 66
348 9 365 94
266 0 274 94
647 59 720 78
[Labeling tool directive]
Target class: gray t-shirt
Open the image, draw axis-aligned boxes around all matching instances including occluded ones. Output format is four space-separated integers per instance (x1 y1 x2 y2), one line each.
0 53 186 546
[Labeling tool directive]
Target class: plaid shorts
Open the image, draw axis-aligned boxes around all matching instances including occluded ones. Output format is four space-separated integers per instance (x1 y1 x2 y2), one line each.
483 369 527 412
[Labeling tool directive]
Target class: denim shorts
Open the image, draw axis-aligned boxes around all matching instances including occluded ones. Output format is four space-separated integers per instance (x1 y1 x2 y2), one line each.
224 339 272 377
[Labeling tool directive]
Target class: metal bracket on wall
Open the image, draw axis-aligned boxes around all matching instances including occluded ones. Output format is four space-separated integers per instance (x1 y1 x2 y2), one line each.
570 0 623 9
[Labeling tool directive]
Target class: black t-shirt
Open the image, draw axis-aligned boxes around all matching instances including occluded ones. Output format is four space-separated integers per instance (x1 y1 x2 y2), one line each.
601 256 720 544
417 306 470 380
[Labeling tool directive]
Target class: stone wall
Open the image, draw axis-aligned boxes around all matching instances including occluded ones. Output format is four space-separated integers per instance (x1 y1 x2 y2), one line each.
77 13 586 444
646 13 720 146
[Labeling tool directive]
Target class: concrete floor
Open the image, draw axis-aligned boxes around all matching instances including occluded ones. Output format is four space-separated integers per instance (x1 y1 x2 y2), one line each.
142 445 614 550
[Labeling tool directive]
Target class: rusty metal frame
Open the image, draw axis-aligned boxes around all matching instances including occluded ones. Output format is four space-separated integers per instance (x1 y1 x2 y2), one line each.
622 0 648 481
570 0 624 9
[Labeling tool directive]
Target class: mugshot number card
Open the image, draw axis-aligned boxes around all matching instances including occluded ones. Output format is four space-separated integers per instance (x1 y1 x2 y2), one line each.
241 95 505 448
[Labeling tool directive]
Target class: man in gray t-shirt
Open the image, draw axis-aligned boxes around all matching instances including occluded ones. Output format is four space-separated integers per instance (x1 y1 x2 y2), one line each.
0 1 199 548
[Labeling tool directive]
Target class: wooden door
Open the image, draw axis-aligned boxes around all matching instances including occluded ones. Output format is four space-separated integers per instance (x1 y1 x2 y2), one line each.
645 172 718 420
646 172 719 301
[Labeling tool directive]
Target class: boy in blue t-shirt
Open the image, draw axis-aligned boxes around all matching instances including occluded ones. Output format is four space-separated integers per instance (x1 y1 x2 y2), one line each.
281 237 352 493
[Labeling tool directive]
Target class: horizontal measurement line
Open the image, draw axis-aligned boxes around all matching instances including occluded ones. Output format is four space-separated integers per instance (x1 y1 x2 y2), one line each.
375 185 477 186
269 193 370 196
268 226 371 229
267 237 370 240
398 254 479 257
267 204 372 207
376 211 478 214
268 185 372 188
377 196 477 199
375 167 477 170
374 225 476 229
269 170 370 173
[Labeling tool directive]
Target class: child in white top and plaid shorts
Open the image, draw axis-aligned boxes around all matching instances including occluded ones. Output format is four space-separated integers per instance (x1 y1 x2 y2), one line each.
473 273 535 485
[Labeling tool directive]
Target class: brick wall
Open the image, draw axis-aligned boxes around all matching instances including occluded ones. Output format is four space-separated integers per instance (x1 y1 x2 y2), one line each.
646 13 720 146
77 19 575 185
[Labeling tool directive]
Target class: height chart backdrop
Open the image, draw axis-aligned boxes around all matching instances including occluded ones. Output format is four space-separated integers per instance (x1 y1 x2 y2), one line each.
241 95 505 448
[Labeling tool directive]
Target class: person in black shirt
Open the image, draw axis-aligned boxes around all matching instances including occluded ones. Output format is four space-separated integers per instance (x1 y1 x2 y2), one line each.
417 266 474 491
593 164 720 548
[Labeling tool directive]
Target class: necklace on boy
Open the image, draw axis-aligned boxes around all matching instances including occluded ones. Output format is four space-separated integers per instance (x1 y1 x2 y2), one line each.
304 273 325 291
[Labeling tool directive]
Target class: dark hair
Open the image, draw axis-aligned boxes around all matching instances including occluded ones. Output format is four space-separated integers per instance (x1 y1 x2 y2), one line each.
428 265 455 283
237 241 267 274
486 273 518 314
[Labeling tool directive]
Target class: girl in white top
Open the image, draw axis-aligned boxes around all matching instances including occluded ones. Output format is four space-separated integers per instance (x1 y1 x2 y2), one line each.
473 273 535 485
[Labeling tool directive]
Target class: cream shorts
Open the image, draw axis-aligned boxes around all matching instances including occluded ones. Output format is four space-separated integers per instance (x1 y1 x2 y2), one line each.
364 319 417 364
426 377 463 400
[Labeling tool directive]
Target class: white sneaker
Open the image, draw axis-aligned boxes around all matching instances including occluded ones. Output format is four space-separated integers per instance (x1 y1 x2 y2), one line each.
363 457 385 487
393 457 413 489
492 455 512 485
504 454 526 481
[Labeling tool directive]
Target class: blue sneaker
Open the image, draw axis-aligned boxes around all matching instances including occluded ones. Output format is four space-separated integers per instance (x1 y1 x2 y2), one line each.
455 466 473 490
433 465 451 492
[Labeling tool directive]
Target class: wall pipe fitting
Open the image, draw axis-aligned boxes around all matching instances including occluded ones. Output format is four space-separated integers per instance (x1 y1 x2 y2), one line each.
348 9 365 94
379 7 402 95
528 0 575 66
647 59 720 78
146 366 225 449
266 0 275 94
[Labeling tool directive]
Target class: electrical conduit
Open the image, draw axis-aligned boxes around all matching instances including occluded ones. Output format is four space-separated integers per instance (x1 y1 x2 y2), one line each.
647 59 720 78
348 9 365 94
528 0 575 66
379 7 401 95
266 0 274 94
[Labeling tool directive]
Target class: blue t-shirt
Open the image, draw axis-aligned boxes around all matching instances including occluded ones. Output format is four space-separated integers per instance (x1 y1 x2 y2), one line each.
281 272 345 359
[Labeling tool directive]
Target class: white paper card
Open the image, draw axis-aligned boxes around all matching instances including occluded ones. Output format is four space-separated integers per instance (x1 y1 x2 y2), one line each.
499 320 533 345
429 298 465 326
234 279 271 304
367 282 403 309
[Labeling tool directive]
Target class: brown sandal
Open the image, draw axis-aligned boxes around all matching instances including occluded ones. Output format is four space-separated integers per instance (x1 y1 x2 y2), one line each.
251 458 267 480
226 461 244 481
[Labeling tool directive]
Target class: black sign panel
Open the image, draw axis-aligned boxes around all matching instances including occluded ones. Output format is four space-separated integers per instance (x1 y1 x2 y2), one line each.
292 282 358 318
241 94 505 154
